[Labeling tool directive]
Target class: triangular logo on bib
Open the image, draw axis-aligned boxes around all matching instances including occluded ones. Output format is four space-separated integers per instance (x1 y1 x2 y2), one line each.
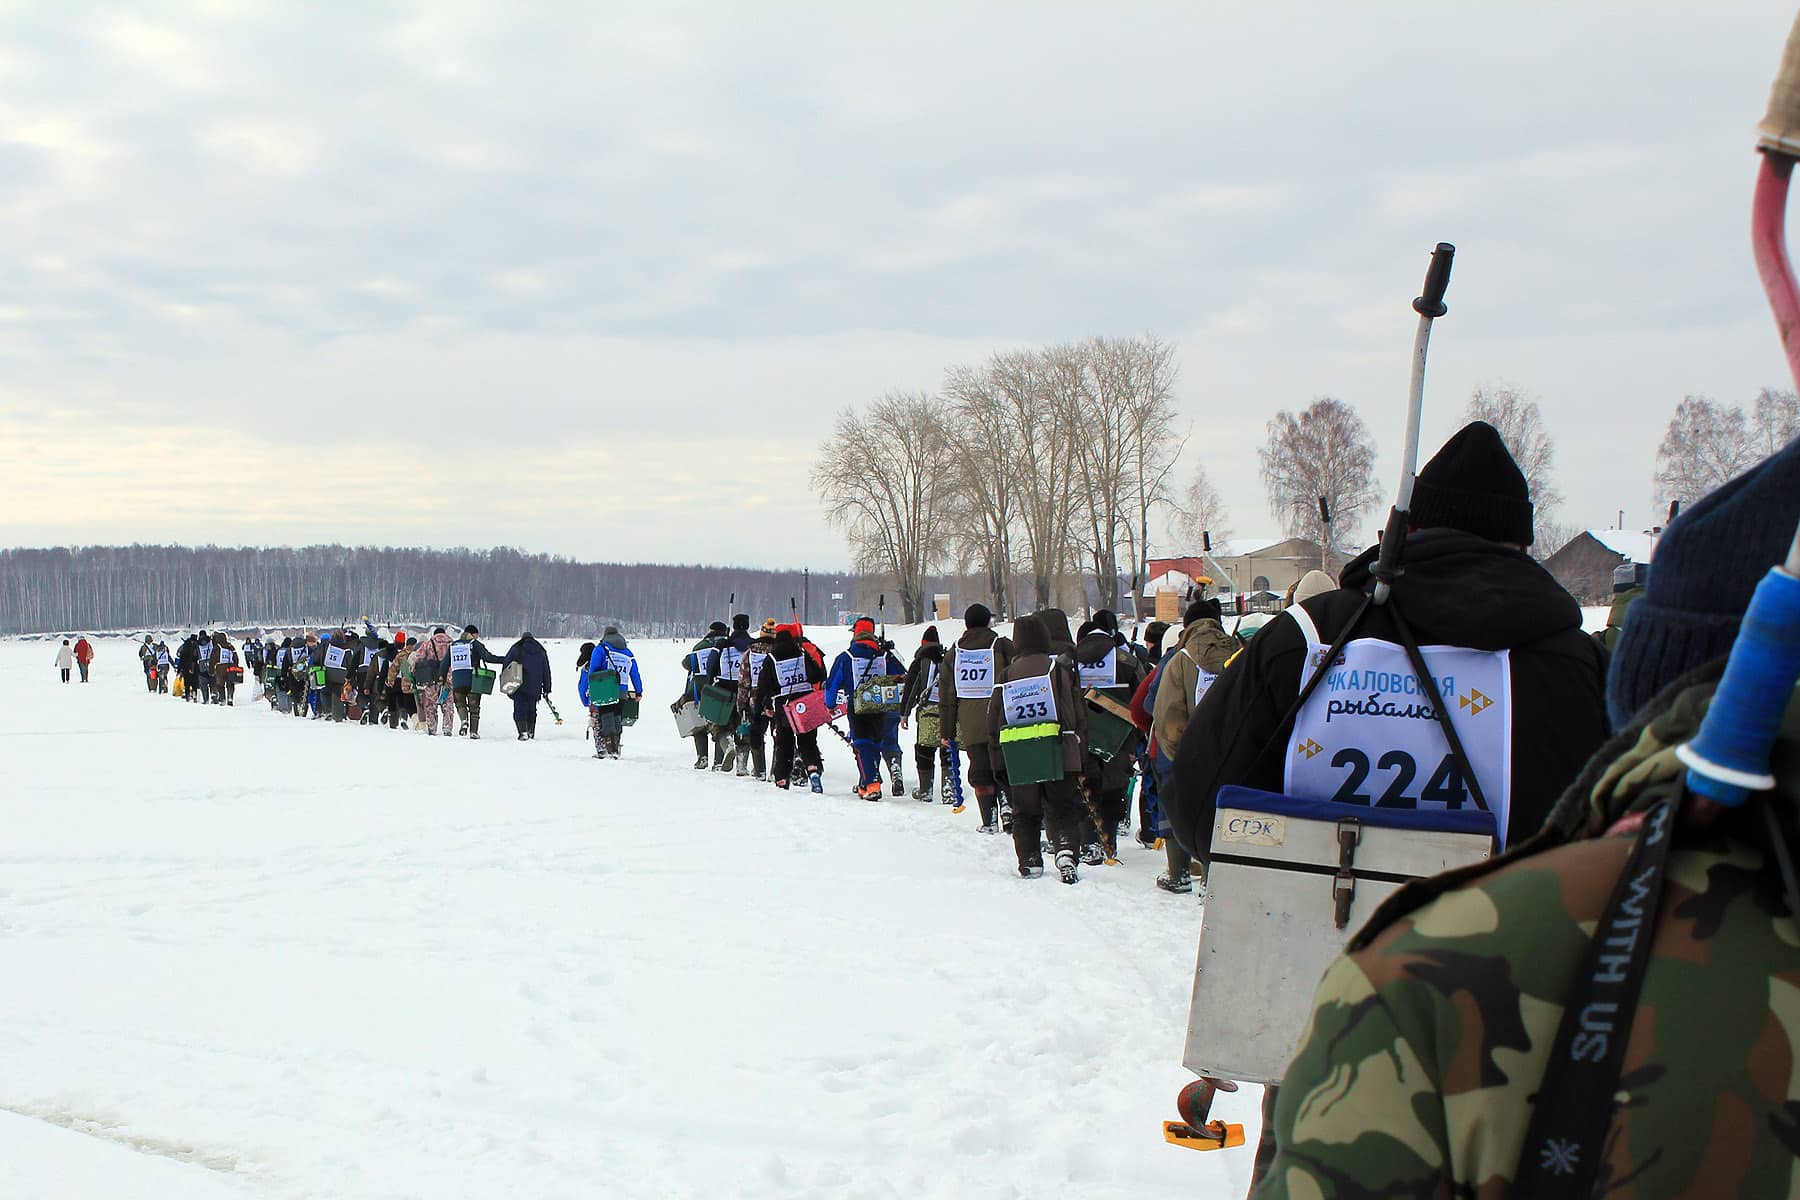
1459 689 1493 716
1297 737 1323 760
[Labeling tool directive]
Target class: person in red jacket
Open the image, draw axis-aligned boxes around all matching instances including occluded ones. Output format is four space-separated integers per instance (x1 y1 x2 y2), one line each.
73 636 95 683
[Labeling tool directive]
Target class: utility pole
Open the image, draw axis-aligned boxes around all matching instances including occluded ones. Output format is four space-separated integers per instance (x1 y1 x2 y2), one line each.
803 568 810 625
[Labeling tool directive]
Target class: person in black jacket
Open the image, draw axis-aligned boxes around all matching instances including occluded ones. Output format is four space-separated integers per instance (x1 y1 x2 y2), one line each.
501 633 553 740
1073 617 1145 862
755 625 827 792
1168 421 1609 865
898 626 950 801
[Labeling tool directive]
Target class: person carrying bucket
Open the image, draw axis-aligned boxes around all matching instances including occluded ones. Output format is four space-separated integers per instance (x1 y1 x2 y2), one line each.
586 627 642 758
825 616 906 801
755 624 827 792
986 613 1087 882
446 624 505 739
1074 615 1146 864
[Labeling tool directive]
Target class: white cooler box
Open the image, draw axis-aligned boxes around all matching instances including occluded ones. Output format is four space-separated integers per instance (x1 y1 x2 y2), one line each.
1183 786 1496 1085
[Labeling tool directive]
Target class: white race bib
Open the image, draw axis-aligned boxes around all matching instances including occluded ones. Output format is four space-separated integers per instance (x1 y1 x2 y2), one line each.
719 647 744 679
1000 673 1057 727
690 648 716 676
1077 649 1118 690
218 648 236 666
1193 665 1218 707
199 643 214 663
325 645 349 670
747 651 768 683
953 646 995 699
924 661 940 704
448 643 473 672
157 652 170 667
1284 627 1514 841
775 655 811 697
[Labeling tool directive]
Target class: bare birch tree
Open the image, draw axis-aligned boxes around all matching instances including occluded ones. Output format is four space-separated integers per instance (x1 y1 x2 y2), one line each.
1465 382 1563 518
1169 460 1233 549
1653 394 1758 509
811 392 953 622
1258 397 1378 559
941 362 1021 618
989 349 1083 610
1753 387 1800 455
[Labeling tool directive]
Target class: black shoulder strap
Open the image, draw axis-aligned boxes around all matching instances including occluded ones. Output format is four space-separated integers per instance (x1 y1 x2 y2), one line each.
1512 797 1677 1196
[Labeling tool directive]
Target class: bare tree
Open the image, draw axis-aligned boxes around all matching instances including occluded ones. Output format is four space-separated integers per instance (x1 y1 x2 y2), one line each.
1752 387 1800 455
1258 397 1379 559
989 349 1083 610
1113 336 1185 610
1168 460 1233 549
1465 382 1563 519
1653 394 1758 510
941 363 1021 618
811 392 954 622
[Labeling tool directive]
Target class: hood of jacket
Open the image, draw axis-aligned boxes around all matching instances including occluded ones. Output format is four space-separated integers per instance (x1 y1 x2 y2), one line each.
912 642 945 666
1175 617 1236 660
1338 528 1582 650
1074 629 1118 665
1037 608 1075 655
603 632 629 651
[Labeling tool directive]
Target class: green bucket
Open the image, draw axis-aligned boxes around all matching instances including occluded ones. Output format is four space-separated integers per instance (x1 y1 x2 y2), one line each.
699 681 737 726
620 695 641 726
470 667 496 696
590 670 622 706
311 666 326 687
1085 698 1137 761
999 721 1063 785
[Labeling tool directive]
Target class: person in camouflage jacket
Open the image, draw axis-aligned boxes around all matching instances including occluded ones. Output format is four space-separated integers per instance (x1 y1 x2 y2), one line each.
1254 436 1800 1199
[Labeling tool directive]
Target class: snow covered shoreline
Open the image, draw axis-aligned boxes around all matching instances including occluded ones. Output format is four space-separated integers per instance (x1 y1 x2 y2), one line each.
2 632 1254 1198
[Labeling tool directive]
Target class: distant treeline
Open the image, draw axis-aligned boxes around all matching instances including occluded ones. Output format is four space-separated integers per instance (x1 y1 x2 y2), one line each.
0 545 1061 638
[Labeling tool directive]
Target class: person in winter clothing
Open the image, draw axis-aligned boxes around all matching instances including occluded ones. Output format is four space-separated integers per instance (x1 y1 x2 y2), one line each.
1289 569 1335 608
986 613 1088 882
938 604 1015 832
54 638 73 683
1145 598 1238 890
587 627 643 758
153 640 172 694
212 632 241 705
1255 435 1800 1200
682 622 730 769
138 636 157 692
73 636 94 683
411 628 454 735
501 633 553 740
173 634 196 700
711 614 754 773
826 616 906 800
195 630 216 703
1073 617 1145 863
355 634 386 724
385 633 416 730
735 620 779 780
575 641 596 706
899 626 952 801
756 625 827 791
447 625 504 738
318 628 359 722
1169 421 1610 864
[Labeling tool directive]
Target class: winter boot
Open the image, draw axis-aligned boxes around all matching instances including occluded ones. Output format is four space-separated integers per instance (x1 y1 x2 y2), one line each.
694 753 708 770
1017 861 1043 879
885 752 904 797
998 791 1013 834
911 761 935 801
808 768 824 794
734 747 749 777
751 744 767 781
1156 871 1193 894
1057 850 1079 885
1080 843 1105 867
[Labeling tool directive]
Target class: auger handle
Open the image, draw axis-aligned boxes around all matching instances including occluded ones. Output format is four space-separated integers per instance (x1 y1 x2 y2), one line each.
1413 243 1455 318
1760 11 1800 158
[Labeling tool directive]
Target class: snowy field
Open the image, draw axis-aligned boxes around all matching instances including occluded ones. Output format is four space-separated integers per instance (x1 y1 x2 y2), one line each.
2 628 1256 1199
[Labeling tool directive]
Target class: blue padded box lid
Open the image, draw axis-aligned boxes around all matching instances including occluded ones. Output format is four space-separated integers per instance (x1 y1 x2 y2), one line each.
1215 785 1498 840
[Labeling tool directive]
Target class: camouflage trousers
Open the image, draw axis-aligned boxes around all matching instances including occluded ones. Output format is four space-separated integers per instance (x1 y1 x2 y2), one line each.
417 685 452 734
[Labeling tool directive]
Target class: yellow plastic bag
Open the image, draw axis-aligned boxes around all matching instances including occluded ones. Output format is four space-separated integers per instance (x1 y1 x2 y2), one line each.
172 676 185 697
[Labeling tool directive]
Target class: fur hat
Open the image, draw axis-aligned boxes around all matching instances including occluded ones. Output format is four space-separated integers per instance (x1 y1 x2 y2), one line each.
732 613 751 632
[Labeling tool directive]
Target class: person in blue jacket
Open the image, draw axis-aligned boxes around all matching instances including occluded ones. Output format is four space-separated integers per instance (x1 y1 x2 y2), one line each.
825 616 905 800
500 632 553 741
587 627 643 758
575 641 596 706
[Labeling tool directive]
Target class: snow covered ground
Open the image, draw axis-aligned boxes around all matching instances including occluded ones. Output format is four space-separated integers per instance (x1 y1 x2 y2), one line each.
3 629 1257 1199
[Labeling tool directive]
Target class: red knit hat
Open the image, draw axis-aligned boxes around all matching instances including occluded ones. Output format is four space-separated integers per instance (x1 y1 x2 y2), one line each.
852 617 875 636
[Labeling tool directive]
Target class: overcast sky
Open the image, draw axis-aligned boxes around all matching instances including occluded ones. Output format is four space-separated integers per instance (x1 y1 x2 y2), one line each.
0 1 1790 569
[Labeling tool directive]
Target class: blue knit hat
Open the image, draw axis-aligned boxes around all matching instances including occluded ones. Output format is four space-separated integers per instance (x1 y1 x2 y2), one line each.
1606 436 1800 728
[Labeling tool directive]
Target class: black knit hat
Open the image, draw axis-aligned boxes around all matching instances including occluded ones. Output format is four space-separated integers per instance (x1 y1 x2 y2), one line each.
732 613 750 632
1409 421 1535 546
964 603 991 627
1093 609 1119 633
1183 598 1221 626
708 621 728 634
1607 436 1800 729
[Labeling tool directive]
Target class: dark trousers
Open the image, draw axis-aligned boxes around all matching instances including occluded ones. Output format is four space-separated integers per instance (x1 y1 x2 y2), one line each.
772 709 822 782
1008 776 1081 868
848 712 885 783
